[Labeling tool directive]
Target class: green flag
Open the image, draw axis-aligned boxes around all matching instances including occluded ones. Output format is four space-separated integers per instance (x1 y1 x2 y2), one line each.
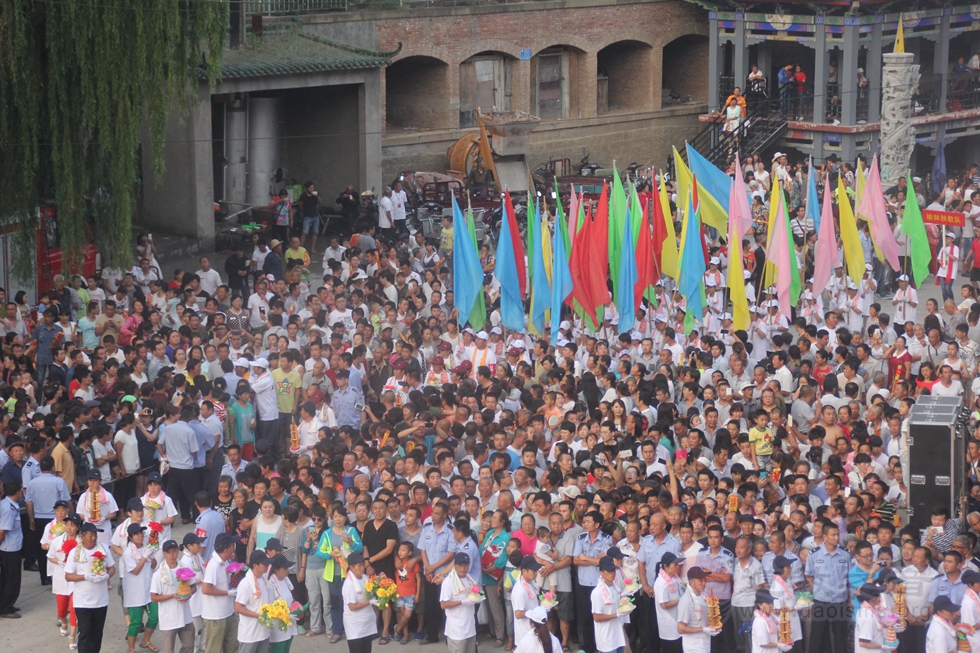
900 172 931 287
609 167 627 298
466 207 486 330
781 188 802 303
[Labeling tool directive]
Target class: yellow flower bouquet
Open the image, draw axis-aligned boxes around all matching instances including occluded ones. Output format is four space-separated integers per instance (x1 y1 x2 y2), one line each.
258 599 293 631
364 573 398 610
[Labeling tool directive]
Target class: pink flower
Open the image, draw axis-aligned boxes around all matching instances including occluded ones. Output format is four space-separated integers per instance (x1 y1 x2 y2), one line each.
175 567 196 582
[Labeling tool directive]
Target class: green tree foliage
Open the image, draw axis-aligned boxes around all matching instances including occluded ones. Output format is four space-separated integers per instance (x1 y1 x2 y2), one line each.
0 0 227 275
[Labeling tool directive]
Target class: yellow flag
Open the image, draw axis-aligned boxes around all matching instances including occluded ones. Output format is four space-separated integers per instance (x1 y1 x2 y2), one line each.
673 147 727 233
762 181 782 289
659 171 680 281
728 232 750 331
894 14 905 53
837 174 866 283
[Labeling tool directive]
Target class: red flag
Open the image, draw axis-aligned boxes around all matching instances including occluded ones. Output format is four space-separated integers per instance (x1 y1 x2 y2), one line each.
650 175 666 281
568 190 594 318
634 198 655 307
504 190 527 297
587 185 613 314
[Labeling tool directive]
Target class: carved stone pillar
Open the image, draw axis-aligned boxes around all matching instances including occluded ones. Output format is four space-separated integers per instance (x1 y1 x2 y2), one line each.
880 52 920 188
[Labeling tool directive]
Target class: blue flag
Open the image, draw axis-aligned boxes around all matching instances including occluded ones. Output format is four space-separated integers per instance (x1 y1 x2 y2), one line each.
615 209 637 335
452 195 484 328
678 194 706 324
495 199 525 331
806 158 821 232
686 143 733 211
550 205 573 345
529 200 551 335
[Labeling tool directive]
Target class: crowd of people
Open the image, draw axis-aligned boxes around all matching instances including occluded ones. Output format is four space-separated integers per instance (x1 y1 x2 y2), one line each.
2 152 980 653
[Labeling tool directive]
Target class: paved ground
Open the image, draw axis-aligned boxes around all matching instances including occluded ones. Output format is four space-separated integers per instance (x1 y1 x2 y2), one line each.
8 239 953 651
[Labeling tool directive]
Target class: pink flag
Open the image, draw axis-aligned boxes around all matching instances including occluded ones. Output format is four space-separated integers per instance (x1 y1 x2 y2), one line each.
858 156 901 271
732 157 754 240
766 190 793 317
812 175 841 292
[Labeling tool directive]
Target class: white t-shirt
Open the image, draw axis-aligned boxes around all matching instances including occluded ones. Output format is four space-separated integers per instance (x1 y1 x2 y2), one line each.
247 293 271 329
378 196 394 229
511 577 539 644
677 590 710 653
196 268 223 296
202 552 235 620
114 429 140 476
328 308 355 332
142 492 179 543
179 551 205 618
235 570 272 643
122 545 153 607
751 613 779 653
391 190 408 222
591 581 625 652
342 573 378 640
440 574 477 641
151 564 193 631
653 574 681 640
63 544 115 608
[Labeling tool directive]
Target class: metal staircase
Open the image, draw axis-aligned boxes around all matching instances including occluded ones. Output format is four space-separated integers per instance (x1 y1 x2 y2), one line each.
684 98 788 171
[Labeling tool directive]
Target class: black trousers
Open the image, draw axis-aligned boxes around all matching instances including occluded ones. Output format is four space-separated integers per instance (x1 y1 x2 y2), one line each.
635 593 660 653
20 514 37 570
76 606 109 653
709 598 737 653
574 584 597 653
660 640 682 653
424 579 444 642
0 549 22 614
29 516 52 583
808 600 850 653
169 467 200 521
898 623 926 653
278 413 294 456
348 635 373 653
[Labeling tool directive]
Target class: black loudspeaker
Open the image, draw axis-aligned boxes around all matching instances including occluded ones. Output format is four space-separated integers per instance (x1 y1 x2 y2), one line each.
906 395 966 530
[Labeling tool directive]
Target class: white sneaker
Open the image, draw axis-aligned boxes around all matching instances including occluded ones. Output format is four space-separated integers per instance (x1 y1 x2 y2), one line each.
61 626 69 637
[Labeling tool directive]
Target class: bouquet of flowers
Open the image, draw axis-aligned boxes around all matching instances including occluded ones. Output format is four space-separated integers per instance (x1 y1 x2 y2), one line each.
227 561 246 590
880 612 901 648
147 522 163 549
90 550 107 576
621 577 640 596
364 573 399 609
61 539 78 556
956 624 975 651
258 599 293 631
794 591 814 609
539 590 558 609
144 499 162 522
617 596 636 615
175 567 196 601
467 585 486 604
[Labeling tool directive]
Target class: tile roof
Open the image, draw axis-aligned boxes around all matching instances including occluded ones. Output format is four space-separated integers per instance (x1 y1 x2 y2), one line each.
205 29 399 80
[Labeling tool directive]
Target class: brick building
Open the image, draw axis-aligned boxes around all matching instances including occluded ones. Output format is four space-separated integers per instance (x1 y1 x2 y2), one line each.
138 0 710 244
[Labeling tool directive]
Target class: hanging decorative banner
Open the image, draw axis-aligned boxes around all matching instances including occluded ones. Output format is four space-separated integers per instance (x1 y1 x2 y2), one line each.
923 209 966 227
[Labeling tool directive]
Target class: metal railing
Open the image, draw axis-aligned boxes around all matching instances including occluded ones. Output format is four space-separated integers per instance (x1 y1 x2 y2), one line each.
686 94 788 170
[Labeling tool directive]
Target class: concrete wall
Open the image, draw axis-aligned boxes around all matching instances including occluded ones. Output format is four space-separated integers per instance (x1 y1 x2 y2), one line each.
138 68 384 242
279 85 363 203
139 88 216 247
381 103 706 182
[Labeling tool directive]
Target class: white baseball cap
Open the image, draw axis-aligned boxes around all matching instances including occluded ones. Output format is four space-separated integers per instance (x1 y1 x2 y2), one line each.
234 358 250 368
475 330 489 340
250 358 269 369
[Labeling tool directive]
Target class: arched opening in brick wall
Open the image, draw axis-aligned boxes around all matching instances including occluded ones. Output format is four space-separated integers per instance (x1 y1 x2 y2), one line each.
662 34 709 105
531 46 584 120
597 40 655 115
385 56 451 131
459 52 516 128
